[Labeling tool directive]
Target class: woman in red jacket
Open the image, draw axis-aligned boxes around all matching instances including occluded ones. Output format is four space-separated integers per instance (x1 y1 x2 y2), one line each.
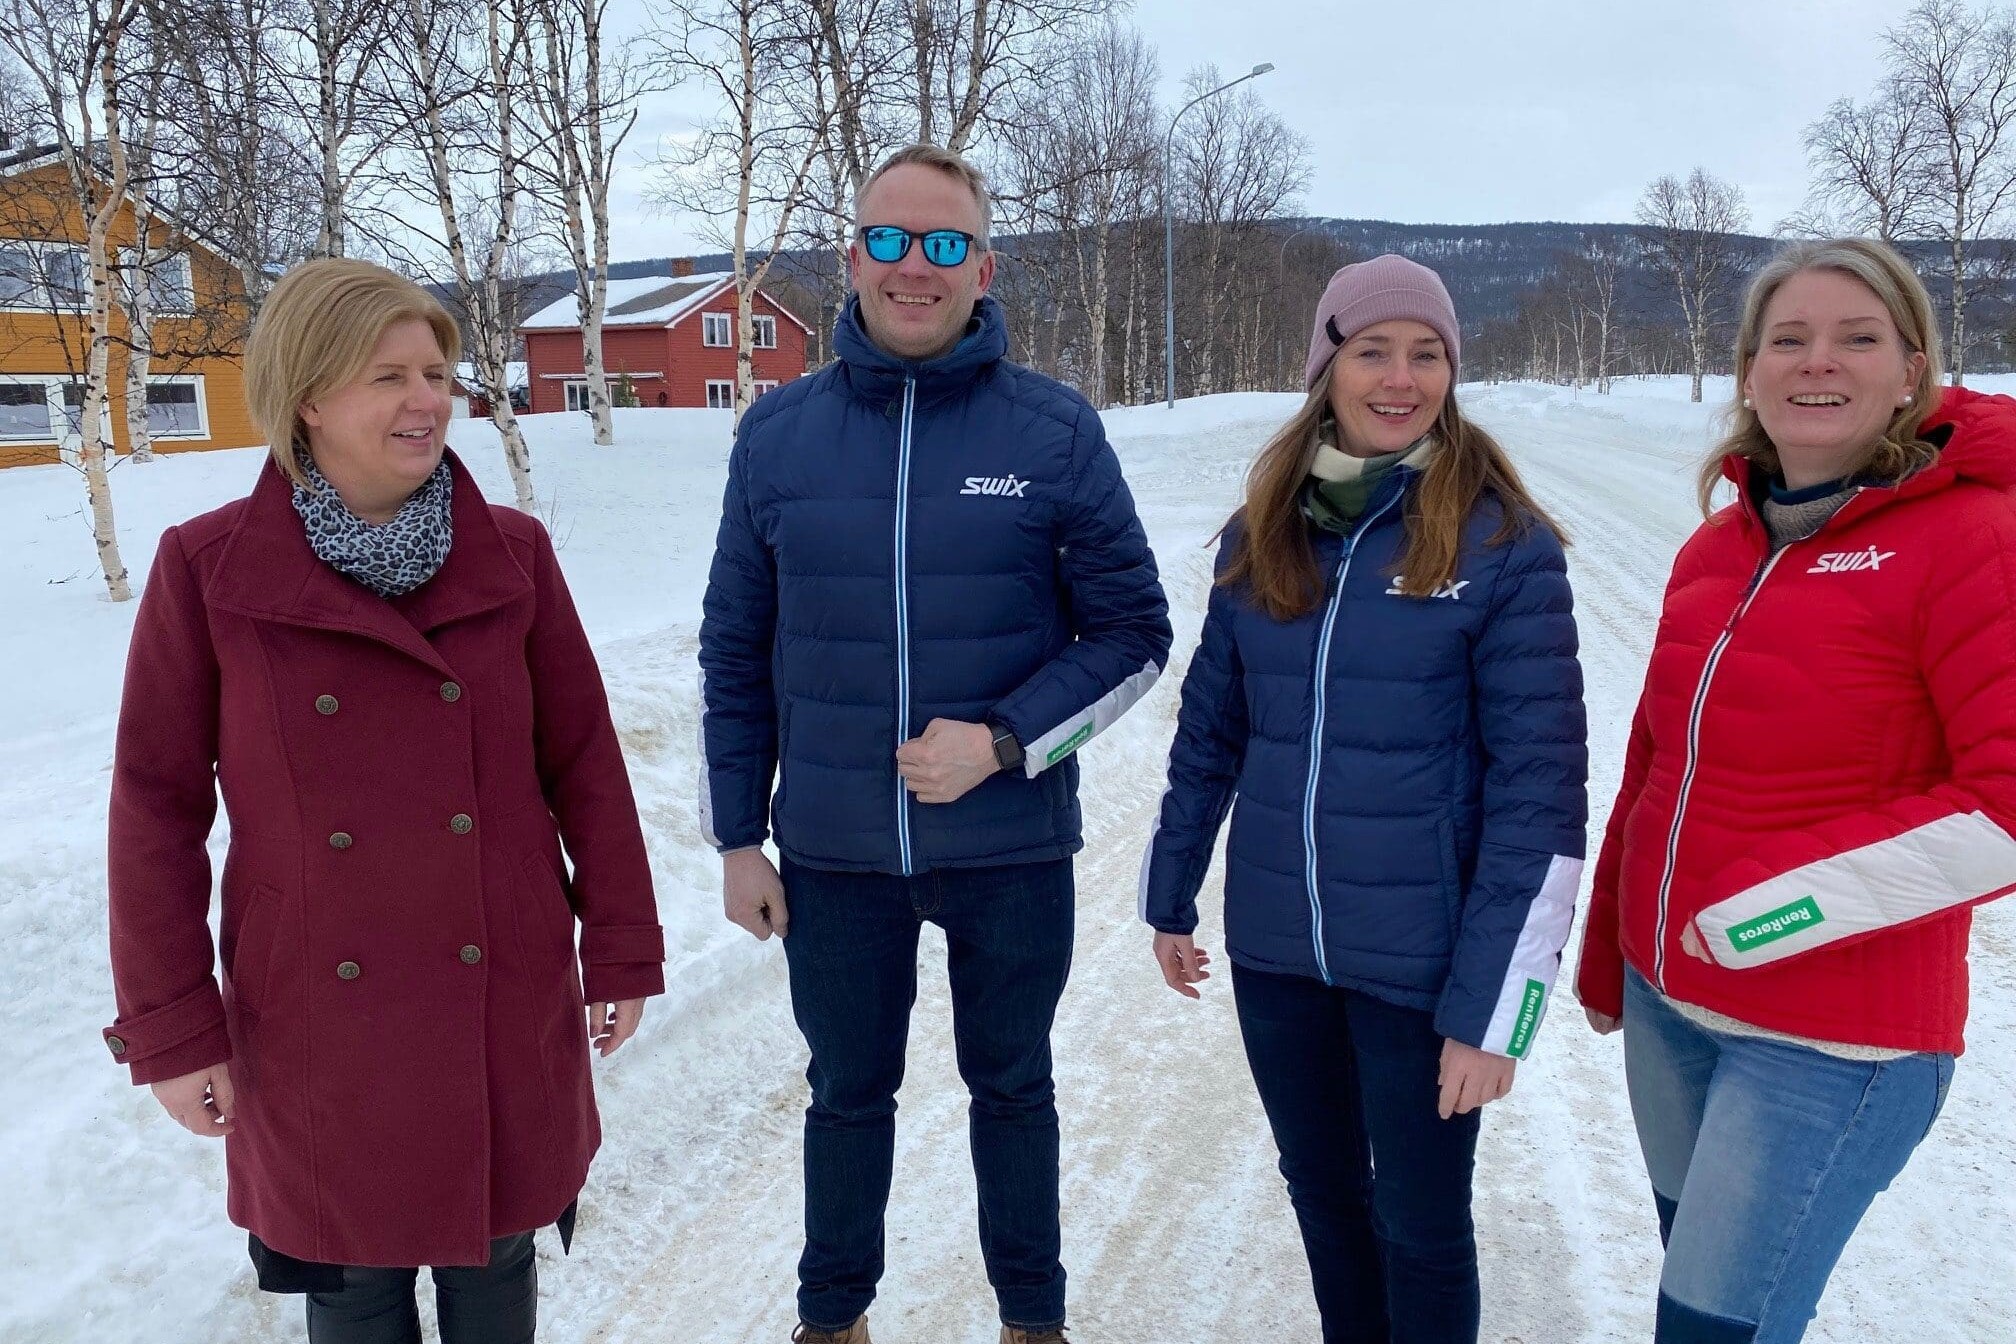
1574 237 2016 1343
102 258 666 1343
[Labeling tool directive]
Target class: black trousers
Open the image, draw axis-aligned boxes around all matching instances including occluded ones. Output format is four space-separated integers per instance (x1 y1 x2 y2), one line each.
303 1231 538 1344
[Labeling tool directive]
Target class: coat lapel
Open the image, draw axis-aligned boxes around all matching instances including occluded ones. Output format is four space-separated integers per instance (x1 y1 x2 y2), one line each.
205 450 532 678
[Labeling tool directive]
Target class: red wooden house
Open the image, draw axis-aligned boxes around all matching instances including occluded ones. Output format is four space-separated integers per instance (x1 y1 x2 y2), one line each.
519 258 810 413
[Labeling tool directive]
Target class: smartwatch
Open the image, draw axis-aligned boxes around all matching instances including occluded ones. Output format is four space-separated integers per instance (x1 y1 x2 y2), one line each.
986 719 1025 773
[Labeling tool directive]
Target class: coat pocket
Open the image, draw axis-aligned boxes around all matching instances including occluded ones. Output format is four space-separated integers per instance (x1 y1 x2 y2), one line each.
223 882 283 1015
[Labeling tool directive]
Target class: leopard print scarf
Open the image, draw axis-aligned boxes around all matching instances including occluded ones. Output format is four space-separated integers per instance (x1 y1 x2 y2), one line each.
291 454 454 598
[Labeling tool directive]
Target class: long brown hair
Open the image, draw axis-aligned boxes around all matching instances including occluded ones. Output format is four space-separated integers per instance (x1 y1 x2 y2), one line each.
1698 238 1943 516
1220 366 1567 620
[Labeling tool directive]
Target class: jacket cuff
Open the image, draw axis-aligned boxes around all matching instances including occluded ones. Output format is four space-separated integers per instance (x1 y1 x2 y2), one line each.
1574 940 1624 1021
105 978 230 1082
580 923 667 1003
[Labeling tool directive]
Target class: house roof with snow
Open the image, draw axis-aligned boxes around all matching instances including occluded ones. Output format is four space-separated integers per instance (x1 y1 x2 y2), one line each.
518 270 812 334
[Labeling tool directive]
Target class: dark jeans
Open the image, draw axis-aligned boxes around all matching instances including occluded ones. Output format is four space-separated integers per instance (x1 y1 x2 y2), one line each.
303 1232 537 1344
1232 960 1482 1344
780 855 1075 1331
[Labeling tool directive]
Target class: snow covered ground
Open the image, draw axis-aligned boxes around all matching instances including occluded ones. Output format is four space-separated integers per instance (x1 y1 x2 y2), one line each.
2 376 2010 1342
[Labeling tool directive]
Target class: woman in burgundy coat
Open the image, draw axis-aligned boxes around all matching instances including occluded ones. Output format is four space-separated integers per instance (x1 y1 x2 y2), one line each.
101 257 666 1343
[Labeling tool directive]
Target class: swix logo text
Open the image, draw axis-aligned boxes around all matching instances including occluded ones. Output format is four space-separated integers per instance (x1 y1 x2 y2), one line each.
961 474 1029 497
1807 547 1895 574
1386 579 1469 600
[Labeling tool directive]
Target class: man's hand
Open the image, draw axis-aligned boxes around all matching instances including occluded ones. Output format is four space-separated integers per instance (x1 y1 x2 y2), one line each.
1152 932 1213 998
151 1062 235 1138
1584 1007 1622 1035
723 847 789 940
588 998 647 1057
896 718 1002 804
1437 1038 1515 1120
1680 920 1716 964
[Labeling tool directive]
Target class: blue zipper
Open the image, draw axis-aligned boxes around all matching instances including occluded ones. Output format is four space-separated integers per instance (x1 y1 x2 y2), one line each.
1300 488 1404 985
893 377 918 875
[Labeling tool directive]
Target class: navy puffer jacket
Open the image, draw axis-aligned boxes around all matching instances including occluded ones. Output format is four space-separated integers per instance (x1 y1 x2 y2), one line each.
1140 466 1588 1055
700 296 1172 874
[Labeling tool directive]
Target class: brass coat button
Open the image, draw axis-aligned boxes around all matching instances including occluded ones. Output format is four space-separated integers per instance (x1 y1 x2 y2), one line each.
105 1034 127 1056
440 681 462 702
336 960 361 980
449 813 473 835
315 694 339 715
459 944 482 965
329 831 354 850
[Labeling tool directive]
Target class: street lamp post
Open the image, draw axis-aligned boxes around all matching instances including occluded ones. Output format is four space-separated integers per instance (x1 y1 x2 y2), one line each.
1163 61 1274 409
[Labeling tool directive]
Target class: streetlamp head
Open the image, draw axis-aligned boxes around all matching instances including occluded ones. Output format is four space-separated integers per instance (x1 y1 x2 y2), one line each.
1250 63 1275 76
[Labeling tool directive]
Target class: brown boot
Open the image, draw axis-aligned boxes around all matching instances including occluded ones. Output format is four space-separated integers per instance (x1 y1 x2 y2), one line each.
1000 1327 1069 1344
792 1317 871 1344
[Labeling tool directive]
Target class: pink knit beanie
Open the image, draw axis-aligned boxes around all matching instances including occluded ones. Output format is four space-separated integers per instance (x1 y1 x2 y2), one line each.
1303 254 1461 391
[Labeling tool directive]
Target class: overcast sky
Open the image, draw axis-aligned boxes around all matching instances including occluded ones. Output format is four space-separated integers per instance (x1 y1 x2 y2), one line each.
608 0 1910 263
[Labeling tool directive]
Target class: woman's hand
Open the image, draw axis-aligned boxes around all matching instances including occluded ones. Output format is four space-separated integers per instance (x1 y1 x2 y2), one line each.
589 998 646 1057
1584 1006 1622 1035
1437 1039 1514 1119
151 1063 235 1137
1152 932 1213 998
1680 920 1716 964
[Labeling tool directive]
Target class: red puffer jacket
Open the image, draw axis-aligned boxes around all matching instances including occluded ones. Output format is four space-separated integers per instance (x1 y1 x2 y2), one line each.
1576 386 2016 1054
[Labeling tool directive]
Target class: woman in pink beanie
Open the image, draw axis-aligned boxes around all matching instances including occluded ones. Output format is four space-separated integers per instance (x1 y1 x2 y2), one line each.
1141 254 1587 1342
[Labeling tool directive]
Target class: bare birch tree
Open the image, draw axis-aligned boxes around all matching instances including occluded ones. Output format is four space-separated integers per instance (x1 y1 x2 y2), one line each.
1 0 140 599
997 17 1156 406
270 0 406 258
1884 0 2016 382
398 0 538 509
1564 231 1629 395
1799 83 1937 244
649 0 829 423
1168 64 1310 397
1637 168 1751 403
526 0 642 445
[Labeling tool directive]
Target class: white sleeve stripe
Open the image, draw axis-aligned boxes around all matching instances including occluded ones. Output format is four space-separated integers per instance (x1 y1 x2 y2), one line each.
1021 659 1162 778
696 666 722 849
1138 776 1173 924
1479 855 1583 1058
1698 810 2016 967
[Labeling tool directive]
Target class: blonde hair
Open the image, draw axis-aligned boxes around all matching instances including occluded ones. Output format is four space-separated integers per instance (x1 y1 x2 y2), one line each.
245 257 462 487
857 144 993 248
1700 238 1943 515
1221 362 1566 619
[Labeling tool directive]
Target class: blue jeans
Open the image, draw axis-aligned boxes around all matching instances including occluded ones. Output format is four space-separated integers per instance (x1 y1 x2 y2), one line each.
1622 968 1954 1343
780 856 1074 1331
1232 960 1482 1344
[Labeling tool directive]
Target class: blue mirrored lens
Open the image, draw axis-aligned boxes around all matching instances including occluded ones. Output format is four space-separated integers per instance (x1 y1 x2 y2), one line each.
921 231 970 266
863 227 911 263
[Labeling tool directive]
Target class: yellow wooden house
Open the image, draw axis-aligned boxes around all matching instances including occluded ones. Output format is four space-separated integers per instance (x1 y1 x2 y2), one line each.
0 145 260 469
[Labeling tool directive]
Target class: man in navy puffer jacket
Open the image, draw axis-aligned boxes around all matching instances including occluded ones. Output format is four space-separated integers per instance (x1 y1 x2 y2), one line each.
698 145 1170 1344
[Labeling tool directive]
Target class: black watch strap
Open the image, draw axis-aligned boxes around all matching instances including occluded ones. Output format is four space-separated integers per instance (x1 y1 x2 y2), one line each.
987 719 1025 772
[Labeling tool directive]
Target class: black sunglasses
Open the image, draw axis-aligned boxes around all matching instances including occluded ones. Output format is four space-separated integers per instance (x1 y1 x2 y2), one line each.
860 225 976 267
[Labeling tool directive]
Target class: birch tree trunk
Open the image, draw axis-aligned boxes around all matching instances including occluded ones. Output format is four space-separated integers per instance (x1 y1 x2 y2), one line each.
410 0 536 511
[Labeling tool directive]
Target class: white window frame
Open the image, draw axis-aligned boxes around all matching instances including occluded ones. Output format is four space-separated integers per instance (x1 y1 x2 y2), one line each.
0 374 114 451
143 374 209 440
564 380 595 412
751 314 777 349
0 240 90 313
702 312 732 347
114 248 195 317
705 379 735 409
751 379 779 399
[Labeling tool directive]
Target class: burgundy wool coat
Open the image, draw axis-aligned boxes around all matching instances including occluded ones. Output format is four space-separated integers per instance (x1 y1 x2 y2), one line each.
102 450 666 1268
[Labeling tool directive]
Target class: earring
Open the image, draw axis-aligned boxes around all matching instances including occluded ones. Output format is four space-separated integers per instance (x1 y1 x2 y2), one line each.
1742 397 1754 409
1899 393 1913 405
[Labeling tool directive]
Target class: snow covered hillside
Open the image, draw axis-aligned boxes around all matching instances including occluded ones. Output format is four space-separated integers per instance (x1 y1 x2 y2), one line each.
2 378 2009 1342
